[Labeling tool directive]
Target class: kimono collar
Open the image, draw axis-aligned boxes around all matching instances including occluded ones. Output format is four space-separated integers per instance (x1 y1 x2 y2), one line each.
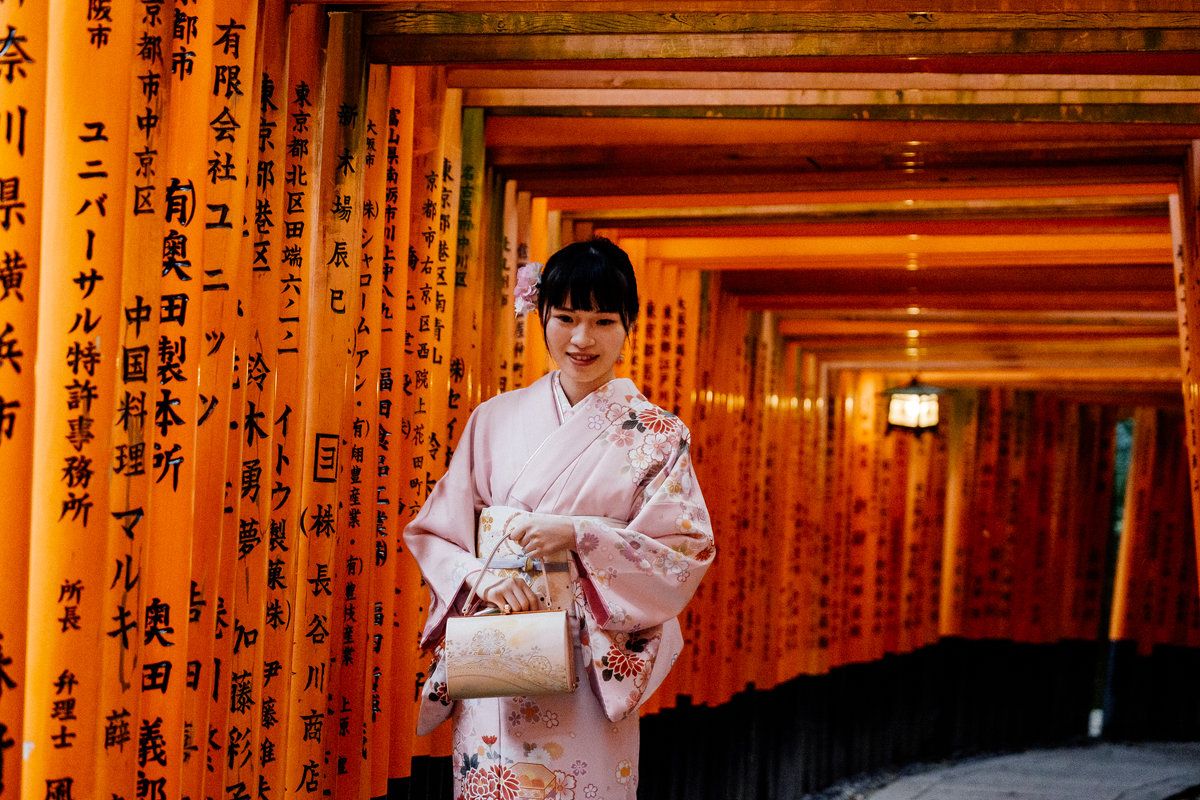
501 374 642 510
551 371 638 423
550 371 575 422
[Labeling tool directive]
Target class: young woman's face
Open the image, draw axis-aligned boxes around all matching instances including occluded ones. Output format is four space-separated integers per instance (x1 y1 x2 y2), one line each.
544 304 627 404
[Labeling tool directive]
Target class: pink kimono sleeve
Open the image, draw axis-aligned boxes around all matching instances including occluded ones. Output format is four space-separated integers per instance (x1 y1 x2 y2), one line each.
572 432 716 632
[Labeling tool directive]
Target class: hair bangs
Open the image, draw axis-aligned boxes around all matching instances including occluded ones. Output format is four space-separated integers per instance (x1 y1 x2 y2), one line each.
558 263 625 316
538 237 639 329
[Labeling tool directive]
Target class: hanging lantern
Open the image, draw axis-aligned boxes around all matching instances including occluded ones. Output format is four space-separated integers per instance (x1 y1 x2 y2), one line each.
884 379 942 434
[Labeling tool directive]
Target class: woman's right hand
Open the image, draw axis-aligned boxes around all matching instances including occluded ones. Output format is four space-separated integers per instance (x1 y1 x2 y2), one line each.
479 576 541 613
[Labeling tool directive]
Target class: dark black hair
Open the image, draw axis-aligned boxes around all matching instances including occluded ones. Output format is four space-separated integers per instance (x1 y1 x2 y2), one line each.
536 237 639 331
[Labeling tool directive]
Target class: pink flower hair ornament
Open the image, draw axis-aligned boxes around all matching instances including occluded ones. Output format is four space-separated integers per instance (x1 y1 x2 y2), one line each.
513 261 543 317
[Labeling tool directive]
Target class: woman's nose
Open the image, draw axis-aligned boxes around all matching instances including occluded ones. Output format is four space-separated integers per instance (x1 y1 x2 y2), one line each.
570 323 592 344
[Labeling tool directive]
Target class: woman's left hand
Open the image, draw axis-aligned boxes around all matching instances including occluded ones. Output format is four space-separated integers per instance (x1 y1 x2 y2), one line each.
508 512 576 560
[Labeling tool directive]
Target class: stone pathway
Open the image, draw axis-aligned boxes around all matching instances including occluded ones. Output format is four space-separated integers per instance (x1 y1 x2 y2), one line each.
862 742 1200 800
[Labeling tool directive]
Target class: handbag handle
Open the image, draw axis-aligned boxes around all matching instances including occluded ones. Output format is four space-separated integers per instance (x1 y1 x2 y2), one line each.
461 517 549 616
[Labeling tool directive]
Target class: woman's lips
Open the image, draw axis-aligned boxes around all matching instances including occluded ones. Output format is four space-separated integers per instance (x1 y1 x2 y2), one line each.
567 352 597 366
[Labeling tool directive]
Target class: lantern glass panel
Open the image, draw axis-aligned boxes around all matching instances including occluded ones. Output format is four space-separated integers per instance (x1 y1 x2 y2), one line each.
888 392 939 429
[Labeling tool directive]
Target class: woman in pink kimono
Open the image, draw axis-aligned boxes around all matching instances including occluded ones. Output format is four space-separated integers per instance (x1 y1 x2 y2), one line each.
404 237 715 800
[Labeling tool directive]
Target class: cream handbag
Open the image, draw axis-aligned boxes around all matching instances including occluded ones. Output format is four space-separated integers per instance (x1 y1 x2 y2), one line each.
444 523 578 700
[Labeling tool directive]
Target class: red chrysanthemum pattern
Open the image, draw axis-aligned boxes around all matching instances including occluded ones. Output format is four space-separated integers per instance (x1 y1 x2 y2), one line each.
463 764 520 800
601 645 644 680
635 407 679 435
